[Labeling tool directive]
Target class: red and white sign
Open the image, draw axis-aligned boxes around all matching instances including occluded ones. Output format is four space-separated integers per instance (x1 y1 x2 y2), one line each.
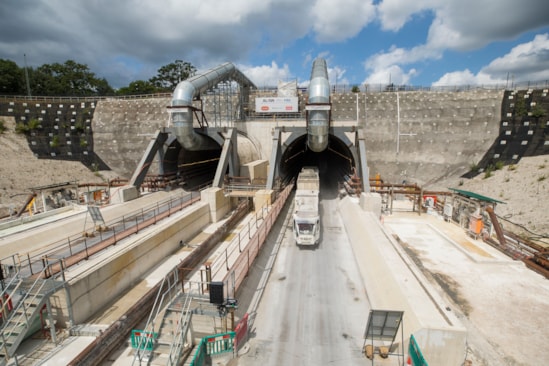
255 97 298 113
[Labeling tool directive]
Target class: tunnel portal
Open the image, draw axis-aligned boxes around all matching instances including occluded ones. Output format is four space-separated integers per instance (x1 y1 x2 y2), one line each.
162 135 222 190
160 130 356 193
280 133 355 193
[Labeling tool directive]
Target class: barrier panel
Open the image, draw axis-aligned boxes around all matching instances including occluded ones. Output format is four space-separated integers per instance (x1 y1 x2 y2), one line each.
190 331 235 366
408 334 428 366
130 329 158 351
234 312 249 350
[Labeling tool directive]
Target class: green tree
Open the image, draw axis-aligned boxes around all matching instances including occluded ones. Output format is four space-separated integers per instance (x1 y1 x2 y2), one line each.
0 59 25 94
95 77 115 96
32 60 113 96
351 85 360 93
117 80 157 95
149 60 196 91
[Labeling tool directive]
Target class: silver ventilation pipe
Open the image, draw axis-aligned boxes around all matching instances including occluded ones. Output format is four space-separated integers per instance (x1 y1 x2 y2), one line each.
171 62 255 150
306 58 330 152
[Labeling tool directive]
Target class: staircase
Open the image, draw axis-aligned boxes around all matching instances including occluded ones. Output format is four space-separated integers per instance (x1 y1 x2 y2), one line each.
0 272 64 366
148 292 194 365
134 292 228 365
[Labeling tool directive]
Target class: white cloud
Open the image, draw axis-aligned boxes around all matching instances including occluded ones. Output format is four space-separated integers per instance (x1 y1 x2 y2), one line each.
0 0 312 87
433 33 549 86
365 0 549 86
328 66 348 86
431 70 501 87
428 0 549 51
364 64 417 86
239 62 292 88
362 44 440 85
312 0 376 42
482 33 549 82
377 0 549 51
376 0 438 32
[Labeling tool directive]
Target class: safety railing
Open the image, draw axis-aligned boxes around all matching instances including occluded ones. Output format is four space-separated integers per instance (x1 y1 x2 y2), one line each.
0 266 64 360
131 269 180 362
201 182 294 295
4 79 548 104
0 190 201 280
166 293 194 366
0 93 172 102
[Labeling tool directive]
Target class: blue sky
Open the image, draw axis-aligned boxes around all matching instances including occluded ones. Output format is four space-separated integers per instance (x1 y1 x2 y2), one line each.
1 0 548 90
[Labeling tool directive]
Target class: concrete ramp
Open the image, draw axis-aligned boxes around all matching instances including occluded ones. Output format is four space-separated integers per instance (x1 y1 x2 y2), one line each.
338 195 466 366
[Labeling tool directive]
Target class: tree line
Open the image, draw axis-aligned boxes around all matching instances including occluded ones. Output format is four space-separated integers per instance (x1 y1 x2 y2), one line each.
0 58 196 96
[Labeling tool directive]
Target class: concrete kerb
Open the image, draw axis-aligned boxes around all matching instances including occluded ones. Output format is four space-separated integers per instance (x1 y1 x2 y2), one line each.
338 195 467 365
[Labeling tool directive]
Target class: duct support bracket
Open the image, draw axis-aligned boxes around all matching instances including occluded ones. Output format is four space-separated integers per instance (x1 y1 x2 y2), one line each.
129 129 169 190
266 128 282 190
213 128 240 188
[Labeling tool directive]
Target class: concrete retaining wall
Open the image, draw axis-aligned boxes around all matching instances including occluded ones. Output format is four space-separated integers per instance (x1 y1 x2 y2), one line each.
92 98 170 178
90 90 505 187
338 195 466 365
361 90 504 187
60 202 210 325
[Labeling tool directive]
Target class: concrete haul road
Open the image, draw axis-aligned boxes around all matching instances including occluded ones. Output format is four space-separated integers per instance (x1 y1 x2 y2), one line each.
234 185 373 366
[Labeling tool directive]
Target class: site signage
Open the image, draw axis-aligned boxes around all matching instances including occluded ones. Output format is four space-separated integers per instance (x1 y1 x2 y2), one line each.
255 97 298 113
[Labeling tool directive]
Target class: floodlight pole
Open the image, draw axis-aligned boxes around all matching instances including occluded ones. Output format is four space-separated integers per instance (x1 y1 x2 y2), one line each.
24 54 32 97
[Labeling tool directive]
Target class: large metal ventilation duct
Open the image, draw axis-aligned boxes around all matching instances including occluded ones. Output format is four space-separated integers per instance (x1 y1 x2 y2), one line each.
306 58 330 152
171 62 256 151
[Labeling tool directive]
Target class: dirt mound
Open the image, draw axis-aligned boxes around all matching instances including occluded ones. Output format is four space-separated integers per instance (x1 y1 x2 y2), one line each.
430 154 549 242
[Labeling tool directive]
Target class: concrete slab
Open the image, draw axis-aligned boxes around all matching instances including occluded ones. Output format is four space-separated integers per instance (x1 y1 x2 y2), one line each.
383 200 549 365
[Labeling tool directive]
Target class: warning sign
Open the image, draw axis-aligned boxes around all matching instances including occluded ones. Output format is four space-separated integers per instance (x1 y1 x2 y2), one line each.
255 97 298 113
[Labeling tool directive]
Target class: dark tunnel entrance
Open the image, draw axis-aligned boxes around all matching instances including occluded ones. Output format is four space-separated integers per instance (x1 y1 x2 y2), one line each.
280 134 355 196
160 132 356 194
163 137 222 190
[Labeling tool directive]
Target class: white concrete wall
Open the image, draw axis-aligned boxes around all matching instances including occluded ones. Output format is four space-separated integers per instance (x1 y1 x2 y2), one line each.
64 202 210 325
92 90 503 187
241 160 268 182
201 187 231 223
338 196 466 365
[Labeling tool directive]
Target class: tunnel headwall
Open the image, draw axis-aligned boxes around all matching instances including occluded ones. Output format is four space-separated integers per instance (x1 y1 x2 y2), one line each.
6 87 548 189
90 89 509 188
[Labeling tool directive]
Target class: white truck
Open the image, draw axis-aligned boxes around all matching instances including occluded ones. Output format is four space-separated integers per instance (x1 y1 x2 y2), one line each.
293 167 320 246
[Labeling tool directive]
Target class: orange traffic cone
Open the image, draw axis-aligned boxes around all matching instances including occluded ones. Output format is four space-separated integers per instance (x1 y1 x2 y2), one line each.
407 355 412 365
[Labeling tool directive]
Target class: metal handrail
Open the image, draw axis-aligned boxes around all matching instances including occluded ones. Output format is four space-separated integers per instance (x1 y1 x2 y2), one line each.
0 267 63 359
131 268 180 364
167 291 194 365
1 190 199 280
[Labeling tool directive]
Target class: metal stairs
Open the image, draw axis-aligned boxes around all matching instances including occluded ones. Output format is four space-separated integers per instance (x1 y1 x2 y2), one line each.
0 271 64 366
148 292 194 366
132 291 194 366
